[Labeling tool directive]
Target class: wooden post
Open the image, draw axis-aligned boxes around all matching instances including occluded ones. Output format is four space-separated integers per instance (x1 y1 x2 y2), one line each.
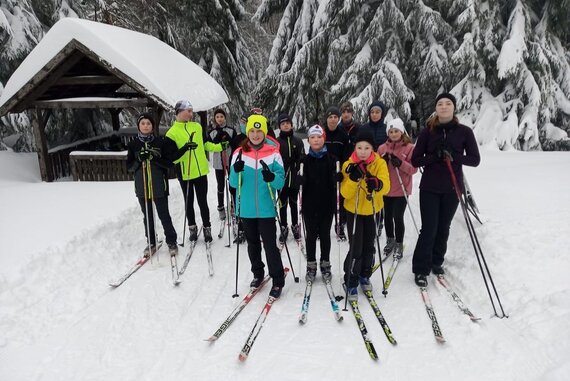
110 108 121 131
31 107 54 182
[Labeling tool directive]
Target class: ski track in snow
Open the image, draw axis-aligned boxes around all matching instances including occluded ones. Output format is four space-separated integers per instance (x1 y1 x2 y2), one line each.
1 150 569 380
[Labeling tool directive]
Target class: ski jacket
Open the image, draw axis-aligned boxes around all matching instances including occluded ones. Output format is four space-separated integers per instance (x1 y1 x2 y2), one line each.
276 130 305 189
165 121 222 180
340 152 390 216
126 136 176 199
377 140 417 197
207 124 236 170
301 150 337 218
359 101 388 150
325 126 350 162
411 121 480 194
229 143 285 218
338 119 360 152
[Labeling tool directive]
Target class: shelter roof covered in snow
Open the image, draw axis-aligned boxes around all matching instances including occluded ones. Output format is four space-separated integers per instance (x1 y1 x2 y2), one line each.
0 17 228 115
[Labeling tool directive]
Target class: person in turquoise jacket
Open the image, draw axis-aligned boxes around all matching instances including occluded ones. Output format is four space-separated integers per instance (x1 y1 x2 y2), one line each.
166 100 227 243
229 114 286 298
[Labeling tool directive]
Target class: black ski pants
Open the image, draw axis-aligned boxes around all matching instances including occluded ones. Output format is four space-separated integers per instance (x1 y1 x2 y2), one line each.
215 169 226 209
242 217 285 287
138 196 177 246
278 187 299 227
304 213 333 263
412 190 459 275
178 175 211 228
383 196 407 243
343 211 376 287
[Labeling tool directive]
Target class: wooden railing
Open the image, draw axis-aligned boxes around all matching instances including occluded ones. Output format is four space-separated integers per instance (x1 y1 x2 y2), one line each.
69 151 133 181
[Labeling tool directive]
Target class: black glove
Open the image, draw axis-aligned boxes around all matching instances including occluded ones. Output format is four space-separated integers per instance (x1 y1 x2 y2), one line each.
294 174 304 188
233 159 245 173
335 171 344 182
436 142 453 161
381 153 390 162
346 162 366 182
183 141 199 151
390 155 402 168
136 148 151 162
365 176 383 192
260 160 275 182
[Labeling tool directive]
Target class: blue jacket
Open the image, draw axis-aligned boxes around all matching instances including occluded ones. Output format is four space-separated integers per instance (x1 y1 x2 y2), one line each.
229 143 285 218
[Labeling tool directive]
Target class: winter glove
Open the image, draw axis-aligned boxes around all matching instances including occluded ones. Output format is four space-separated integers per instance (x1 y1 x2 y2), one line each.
183 141 199 151
365 176 383 193
381 153 390 162
260 160 275 183
346 162 366 182
233 158 245 173
435 142 453 161
390 155 402 168
136 148 151 162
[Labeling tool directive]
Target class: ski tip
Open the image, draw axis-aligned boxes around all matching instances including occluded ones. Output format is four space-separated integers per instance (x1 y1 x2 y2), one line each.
173 280 182 286
299 316 307 325
435 336 446 343
205 336 218 342
238 353 248 362
108 282 119 288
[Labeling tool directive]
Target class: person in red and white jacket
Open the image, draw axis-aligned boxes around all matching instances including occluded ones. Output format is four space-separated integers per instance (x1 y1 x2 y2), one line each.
377 118 417 259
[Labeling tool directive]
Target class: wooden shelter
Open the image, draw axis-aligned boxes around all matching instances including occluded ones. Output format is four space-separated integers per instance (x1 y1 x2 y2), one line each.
0 18 228 181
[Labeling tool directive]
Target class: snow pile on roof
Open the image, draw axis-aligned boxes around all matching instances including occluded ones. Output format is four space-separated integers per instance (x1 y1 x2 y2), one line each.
0 17 228 112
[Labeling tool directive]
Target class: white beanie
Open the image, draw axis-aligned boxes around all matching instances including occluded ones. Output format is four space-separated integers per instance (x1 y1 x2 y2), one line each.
307 124 325 138
386 118 405 134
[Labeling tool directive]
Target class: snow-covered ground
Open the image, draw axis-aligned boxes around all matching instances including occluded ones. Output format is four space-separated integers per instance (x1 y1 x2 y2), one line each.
1 149 569 381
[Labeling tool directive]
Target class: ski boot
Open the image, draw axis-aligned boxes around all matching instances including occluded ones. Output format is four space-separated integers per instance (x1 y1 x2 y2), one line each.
217 206 226 221
269 285 283 299
278 225 289 244
414 274 428 287
394 242 404 260
320 260 332 280
203 226 213 243
143 243 158 258
189 225 198 242
306 261 317 282
292 224 301 240
432 264 445 275
383 237 396 257
167 243 178 257
250 277 263 289
359 276 373 292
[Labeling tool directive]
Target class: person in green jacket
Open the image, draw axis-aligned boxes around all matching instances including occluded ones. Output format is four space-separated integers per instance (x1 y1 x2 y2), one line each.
166 100 228 243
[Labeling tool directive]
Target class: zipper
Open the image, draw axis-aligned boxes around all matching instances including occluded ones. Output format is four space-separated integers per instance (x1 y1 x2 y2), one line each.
287 137 292 187
254 150 259 217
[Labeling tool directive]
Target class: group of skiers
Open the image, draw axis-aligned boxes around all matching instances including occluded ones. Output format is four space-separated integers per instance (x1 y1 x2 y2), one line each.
126 92 480 300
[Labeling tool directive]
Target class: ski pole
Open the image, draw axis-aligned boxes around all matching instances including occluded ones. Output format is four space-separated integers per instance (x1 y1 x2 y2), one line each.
297 163 304 276
335 161 343 300
369 188 386 296
260 160 299 283
342 177 363 311
142 154 158 263
444 154 507 318
463 174 482 224
222 150 232 247
180 131 196 247
232 151 243 298
395 167 420 235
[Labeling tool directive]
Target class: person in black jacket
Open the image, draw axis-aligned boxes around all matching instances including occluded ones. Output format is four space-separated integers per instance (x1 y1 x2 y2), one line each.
338 101 360 152
126 113 179 257
411 93 481 287
300 124 339 280
276 113 305 243
359 100 388 150
324 106 350 240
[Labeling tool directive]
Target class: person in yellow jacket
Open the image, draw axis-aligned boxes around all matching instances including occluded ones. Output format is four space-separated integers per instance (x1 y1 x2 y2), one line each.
340 130 390 301
166 100 228 243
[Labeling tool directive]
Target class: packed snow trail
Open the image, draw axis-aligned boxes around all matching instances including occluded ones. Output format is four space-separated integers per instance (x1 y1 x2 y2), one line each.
1 151 570 380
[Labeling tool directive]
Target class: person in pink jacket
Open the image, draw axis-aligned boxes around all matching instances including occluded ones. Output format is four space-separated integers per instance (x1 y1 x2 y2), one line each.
377 118 417 258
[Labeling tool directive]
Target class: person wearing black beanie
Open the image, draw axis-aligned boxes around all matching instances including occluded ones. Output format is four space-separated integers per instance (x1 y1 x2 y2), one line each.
410 92 480 288
127 112 179 258
276 112 305 243
359 100 388 150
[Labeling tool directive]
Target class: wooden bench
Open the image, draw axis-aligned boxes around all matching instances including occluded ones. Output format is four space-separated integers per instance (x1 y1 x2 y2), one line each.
69 151 133 181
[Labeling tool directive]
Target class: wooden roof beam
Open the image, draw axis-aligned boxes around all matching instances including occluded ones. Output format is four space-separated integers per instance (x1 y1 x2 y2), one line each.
32 98 151 109
56 75 124 86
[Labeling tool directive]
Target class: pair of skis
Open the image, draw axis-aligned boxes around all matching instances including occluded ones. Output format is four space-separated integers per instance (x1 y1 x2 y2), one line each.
176 227 214 278
109 242 163 287
345 287 397 361
207 269 290 362
419 274 480 343
299 275 343 324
